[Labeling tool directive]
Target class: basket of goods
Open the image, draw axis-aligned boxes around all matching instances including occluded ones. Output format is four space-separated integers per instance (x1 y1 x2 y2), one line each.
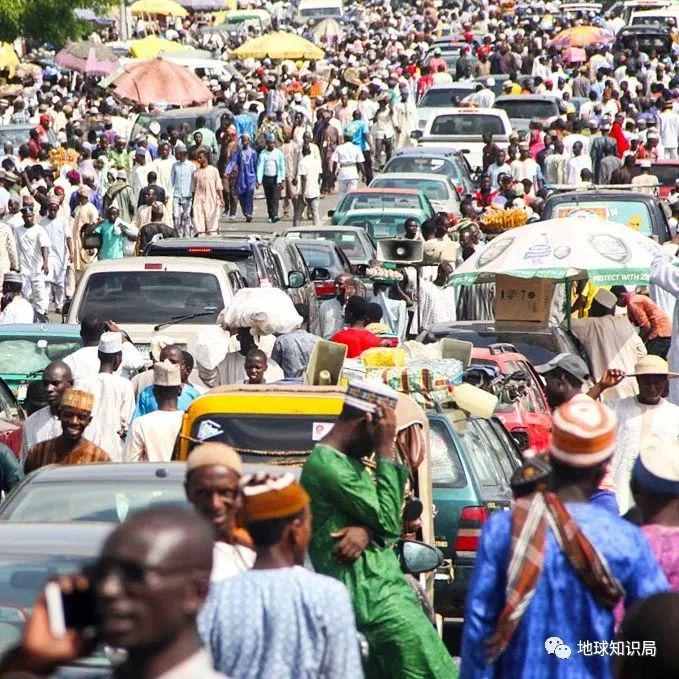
480 206 528 235
49 147 80 171
366 265 403 284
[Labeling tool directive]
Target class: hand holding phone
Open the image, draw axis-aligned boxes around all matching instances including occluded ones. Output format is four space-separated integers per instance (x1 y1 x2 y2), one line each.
17 577 97 672
46 576 98 638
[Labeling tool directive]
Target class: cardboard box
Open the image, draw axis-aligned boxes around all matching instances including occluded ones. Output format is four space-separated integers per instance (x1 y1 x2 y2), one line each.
495 275 555 323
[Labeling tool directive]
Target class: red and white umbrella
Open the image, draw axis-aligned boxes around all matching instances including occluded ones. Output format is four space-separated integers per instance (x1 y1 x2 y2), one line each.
110 57 213 106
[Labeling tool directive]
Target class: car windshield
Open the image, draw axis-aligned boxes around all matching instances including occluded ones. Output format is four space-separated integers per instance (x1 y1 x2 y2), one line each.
295 243 342 274
77 271 224 324
385 156 460 180
288 232 370 260
430 114 505 136
338 193 421 211
552 201 653 237
191 414 336 465
0 337 81 376
2 482 186 522
371 178 452 201
419 87 475 107
494 99 558 119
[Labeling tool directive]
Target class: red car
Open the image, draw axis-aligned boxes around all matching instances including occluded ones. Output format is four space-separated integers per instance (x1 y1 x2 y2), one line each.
468 344 552 453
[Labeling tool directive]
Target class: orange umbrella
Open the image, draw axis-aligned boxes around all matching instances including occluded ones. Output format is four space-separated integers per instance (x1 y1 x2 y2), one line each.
549 26 614 48
111 58 212 106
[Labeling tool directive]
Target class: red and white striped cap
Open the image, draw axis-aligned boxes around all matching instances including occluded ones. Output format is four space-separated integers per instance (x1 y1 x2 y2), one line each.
550 394 617 467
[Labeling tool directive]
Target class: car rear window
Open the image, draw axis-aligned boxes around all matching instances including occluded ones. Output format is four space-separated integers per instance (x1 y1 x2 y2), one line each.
494 99 558 119
429 419 466 487
419 87 475 107
430 114 505 136
552 201 653 237
338 193 421 210
371 177 452 201
295 242 343 275
456 421 510 495
385 156 458 178
288 231 370 260
77 271 224 324
345 215 416 239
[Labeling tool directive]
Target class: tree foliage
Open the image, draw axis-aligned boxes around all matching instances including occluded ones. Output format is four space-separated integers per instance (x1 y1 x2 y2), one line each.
0 0 114 46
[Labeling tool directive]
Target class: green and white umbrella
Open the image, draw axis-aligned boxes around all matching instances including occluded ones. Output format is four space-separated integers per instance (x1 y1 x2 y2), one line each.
452 216 662 286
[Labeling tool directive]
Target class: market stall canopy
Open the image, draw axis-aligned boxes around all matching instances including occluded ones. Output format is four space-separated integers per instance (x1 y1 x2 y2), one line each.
232 31 324 60
548 26 615 48
55 42 118 76
452 216 662 286
129 35 195 58
111 57 212 105
130 0 188 16
0 44 20 78
563 46 587 63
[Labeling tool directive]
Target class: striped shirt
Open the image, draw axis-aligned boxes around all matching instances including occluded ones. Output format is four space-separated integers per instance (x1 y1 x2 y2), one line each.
24 437 110 475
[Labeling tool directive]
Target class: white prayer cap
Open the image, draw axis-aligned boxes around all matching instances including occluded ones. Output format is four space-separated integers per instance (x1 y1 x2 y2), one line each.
99 331 123 354
154 360 181 387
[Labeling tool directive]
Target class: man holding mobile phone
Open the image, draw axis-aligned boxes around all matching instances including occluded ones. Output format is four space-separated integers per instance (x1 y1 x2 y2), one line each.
0 505 227 678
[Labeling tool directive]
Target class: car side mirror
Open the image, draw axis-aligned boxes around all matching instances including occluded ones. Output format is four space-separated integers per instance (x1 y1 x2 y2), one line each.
399 539 443 575
287 270 305 289
327 209 335 217
311 266 330 281
410 130 423 140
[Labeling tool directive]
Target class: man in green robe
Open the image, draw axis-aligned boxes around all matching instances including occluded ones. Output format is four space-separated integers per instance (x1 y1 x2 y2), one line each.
300 382 457 679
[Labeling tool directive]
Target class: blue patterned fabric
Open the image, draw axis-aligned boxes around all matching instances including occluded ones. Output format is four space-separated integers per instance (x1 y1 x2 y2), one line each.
460 502 668 679
198 566 364 679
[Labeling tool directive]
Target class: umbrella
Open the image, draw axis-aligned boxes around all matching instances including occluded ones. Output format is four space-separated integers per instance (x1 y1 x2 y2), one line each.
232 31 324 60
548 26 614 48
111 57 212 106
130 0 188 16
311 18 343 43
0 43 20 78
55 42 118 76
563 46 587 63
452 216 662 286
129 35 195 58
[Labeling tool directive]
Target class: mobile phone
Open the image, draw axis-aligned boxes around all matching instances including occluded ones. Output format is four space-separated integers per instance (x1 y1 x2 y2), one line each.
45 580 98 638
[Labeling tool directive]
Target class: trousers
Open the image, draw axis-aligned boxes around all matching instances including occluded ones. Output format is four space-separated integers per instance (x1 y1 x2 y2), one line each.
238 189 254 219
173 197 193 238
262 175 281 221
23 273 49 317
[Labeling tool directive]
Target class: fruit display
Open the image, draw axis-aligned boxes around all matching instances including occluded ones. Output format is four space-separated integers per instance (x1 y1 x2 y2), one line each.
48 147 80 171
480 207 528 234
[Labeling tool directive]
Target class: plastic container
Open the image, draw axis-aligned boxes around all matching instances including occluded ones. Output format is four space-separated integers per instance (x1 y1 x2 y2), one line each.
451 382 498 418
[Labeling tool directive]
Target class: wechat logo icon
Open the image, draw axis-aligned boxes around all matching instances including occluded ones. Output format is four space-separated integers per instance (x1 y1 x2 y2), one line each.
545 636 572 660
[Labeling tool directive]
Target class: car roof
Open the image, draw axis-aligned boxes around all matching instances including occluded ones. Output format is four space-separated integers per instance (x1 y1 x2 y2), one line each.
24 462 187 483
343 207 423 215
471 346 532 366
429 320 555 335
147 238 259 251
495 94 558 102
391 148 463 159
545 189 654 202
372 173 448 182
345 188 420 195
282 225 368 234
82 256 239 272
0 522 115 557
430 107 506 115
424 82 476 91
0 323 81 336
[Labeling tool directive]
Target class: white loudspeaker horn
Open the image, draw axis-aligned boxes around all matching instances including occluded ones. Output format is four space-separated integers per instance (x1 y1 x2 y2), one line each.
376 239 424 264
304 339 347 386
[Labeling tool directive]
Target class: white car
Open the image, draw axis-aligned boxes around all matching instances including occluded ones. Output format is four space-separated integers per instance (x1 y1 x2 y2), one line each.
369 173 461 215
67 257 244 354
416 82 478 129
412 107 513 171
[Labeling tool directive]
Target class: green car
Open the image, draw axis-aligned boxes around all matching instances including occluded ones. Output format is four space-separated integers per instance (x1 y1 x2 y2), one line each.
429 408 521 618
0 324 82 400
329 188 435 228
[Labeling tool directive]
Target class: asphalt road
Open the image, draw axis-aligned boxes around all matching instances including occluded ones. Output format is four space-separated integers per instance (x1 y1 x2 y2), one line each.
220 191 341 236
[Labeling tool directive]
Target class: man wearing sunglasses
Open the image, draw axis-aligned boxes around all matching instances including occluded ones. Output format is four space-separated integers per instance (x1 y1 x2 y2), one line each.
0 506 226 678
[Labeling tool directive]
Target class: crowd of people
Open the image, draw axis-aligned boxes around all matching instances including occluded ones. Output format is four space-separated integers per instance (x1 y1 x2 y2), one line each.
3 0 679 676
